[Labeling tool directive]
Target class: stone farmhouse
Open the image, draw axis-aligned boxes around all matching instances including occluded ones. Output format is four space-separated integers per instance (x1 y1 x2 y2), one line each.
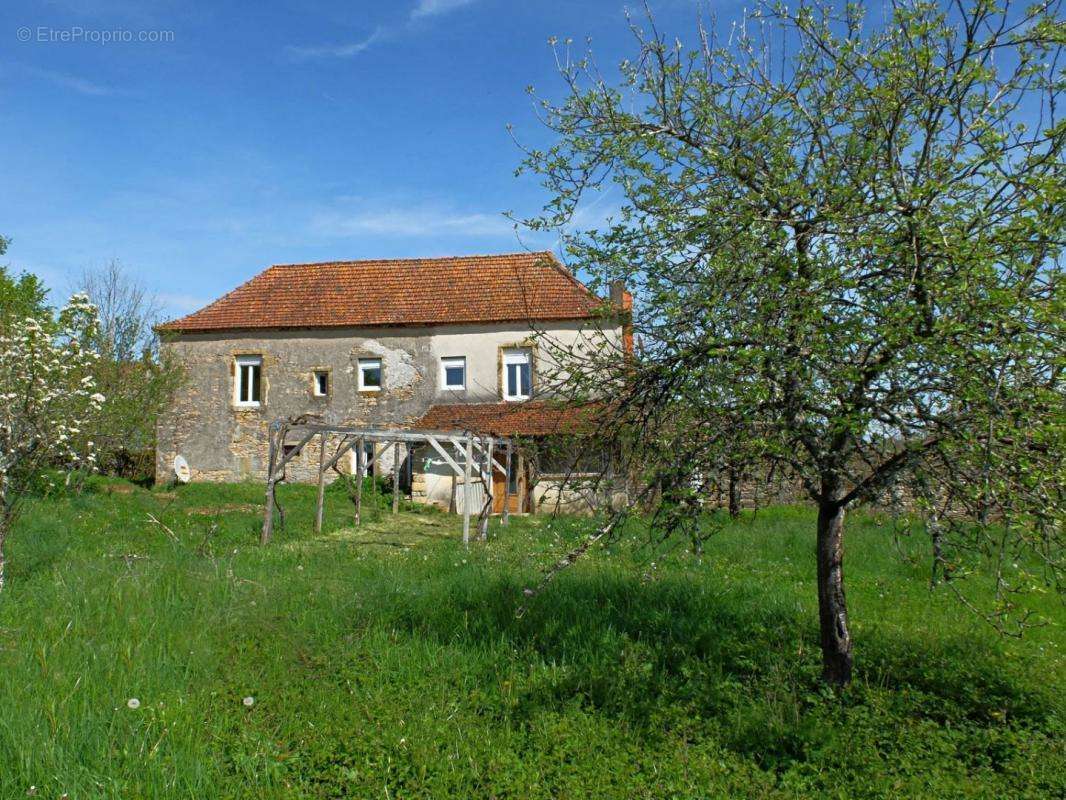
155 252 630 513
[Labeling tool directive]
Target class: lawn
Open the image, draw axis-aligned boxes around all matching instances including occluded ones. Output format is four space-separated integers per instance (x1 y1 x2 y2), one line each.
0 478 1062 799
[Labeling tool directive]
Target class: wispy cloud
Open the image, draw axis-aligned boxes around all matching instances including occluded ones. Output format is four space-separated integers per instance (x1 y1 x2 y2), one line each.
26 66 115 96
286 1 478 60
310 205 514 238
285 27 384 60
410 0 478 20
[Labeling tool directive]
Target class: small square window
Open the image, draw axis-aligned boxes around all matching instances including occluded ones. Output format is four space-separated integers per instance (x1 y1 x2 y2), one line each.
441 356 466 390
234 356 262 407
502 349 532 401
313 370 329 397
358 358 382 391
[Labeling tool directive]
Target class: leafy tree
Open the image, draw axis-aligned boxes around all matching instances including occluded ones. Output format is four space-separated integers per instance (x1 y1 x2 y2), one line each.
77 261 183 479
520 1 1064 683
0 236 49 328
0 295 104 590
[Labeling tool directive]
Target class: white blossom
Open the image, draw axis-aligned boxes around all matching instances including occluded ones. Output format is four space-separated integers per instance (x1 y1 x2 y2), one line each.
0 295 104 542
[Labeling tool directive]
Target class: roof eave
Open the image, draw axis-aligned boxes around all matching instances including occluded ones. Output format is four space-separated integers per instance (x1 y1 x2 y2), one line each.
155 312 614 336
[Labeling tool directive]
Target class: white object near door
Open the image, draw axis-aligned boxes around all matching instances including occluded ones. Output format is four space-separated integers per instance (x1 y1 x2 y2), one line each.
173 455 191 484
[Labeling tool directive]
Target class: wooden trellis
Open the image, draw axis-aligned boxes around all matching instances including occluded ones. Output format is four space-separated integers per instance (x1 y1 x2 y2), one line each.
260 419 517 547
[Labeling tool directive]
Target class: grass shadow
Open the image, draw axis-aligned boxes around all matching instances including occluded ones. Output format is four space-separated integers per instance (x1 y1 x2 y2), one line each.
378 568 1059 753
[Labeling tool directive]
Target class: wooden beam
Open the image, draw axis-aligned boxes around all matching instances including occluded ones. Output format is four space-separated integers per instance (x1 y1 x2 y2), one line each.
469 436 507 475
502 445 511 526
271 423 514 448
355 435 365 526
261 425 280 545
314 431 327 534
321 435 357 473
392 441 401 515
269 429 317 481
517 451 526 514
480 435 494 541
462 435 472 546
427 435 464 476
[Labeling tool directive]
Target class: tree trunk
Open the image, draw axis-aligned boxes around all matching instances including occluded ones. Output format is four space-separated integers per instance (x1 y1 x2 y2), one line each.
0 514 7 592
727 466 740 518
816 497 852 685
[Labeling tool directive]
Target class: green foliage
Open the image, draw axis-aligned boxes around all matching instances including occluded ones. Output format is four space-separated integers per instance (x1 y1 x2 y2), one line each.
88 353 184 477
0 484 1062 797
0 266 49 330
78 261 184 479
0 235 49 327
520 0 1065 648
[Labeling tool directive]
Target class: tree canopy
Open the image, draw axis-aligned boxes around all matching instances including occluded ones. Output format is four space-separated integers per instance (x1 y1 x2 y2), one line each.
521 0 1065 683
0 236 49 328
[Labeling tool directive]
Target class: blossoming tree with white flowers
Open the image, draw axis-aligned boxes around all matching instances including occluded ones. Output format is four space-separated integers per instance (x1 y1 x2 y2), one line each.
0 293 104 591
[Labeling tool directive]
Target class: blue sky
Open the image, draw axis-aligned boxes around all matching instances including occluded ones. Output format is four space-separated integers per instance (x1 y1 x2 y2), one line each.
1 0 712 318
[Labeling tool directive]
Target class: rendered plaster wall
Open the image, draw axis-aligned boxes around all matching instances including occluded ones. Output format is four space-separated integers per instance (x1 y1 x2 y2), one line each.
156 321 621 484
425 321 622 402
532 477 629 515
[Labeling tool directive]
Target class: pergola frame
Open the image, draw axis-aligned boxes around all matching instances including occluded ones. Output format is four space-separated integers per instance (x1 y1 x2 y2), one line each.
260 419 518 547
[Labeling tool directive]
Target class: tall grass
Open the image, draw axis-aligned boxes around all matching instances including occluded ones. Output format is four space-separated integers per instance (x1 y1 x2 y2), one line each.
0 479 1061 798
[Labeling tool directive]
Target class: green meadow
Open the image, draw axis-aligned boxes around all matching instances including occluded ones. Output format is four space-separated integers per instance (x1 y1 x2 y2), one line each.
0 478 1062 799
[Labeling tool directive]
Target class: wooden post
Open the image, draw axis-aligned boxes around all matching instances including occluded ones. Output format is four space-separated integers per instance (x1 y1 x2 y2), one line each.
516 451 526 515
502 444 512 526
261 426 279 545
527 455 536 516
392 441 401 514
314 431 327 534
355 435 365 526
462 435 473 545
406 443 413 499
480 435 494 541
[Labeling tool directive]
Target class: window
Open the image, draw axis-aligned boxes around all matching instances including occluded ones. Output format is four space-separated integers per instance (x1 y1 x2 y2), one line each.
441 356 466 390
313 370 329 397
503 349 532 401
234 356 262 406
358 358 382 391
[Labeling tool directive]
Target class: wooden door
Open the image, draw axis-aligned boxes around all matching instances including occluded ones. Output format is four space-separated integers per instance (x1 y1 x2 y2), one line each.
492 448 524 514
492 469 508 514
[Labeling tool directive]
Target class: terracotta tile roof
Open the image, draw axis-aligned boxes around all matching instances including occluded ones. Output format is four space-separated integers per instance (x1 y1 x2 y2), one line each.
158 252 606 332
411 401 601 437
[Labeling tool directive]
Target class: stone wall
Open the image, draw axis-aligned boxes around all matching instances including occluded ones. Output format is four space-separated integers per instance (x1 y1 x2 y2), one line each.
156 321 621 485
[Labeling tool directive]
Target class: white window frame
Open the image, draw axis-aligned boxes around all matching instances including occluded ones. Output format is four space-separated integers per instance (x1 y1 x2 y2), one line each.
313 370 329 397
358 358 382 392
234 355 262 407
502 349 532 401
440 356 466 390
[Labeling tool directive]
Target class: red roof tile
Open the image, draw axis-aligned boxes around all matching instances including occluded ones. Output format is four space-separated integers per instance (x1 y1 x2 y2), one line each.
411 402 601 437
158 252 605 332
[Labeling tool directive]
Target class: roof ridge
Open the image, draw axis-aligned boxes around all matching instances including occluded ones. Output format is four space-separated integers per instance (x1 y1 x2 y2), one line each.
268 250 555 269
